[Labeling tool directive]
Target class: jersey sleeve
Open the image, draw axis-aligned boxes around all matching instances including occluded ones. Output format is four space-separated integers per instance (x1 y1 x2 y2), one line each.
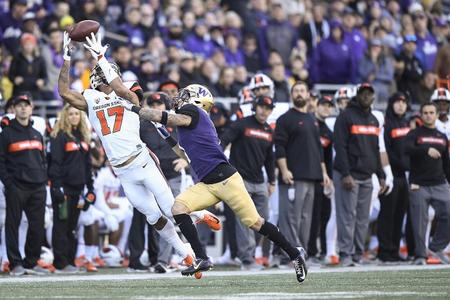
176 104 200 129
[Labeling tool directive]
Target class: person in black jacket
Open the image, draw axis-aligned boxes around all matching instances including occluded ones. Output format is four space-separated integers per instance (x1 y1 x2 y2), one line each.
377 92 411 262
221 96 276 270
405 103 450 265
48 104 95 273
274 81 331 264
0 94 48 276
308 96 334 262
333 83 386 266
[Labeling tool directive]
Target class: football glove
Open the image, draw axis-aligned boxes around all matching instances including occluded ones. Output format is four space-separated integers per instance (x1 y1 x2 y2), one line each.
83 32 108 60
63 31 72 61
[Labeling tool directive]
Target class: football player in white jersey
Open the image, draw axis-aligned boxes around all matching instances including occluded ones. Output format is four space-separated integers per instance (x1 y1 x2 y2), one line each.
57 32 220 268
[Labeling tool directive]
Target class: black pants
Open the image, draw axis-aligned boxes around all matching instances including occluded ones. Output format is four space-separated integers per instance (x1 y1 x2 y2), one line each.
223 203 238 258
128 208 158 267
377 176 409 260
51 186 82 269
308 182 331 257
5 183 46 269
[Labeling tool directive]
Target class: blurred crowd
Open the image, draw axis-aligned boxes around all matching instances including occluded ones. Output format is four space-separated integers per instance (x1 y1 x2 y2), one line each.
0 0 449 106
0 0 450 276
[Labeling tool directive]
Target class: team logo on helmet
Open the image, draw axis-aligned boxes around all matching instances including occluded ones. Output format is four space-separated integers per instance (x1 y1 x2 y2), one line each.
90 62 122 89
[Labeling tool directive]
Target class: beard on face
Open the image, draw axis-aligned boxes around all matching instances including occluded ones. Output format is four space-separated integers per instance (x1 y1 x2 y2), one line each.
293 96 307 108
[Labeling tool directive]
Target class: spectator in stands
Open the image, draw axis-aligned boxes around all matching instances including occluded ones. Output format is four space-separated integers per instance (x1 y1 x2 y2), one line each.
243 0 269 37
0 0 28 55
112 44 136 75
299 3 329 56
233 65 249 92
215 67 237 97
261 1 296 65
434 43 450 80
357 38 395 103
199 59 219 96
0 94 48 276
417 71 437 105
165 19 185 45
223 29 244 67
288 55 309 85
243 33 262 74
270 63 290 103
184 19 215 59
395 34 424 104
22 12 41 40
312 20 355 84
9 33 47 100
179 53 202 88
333 83 386 267
118 5 145 48
140 4 157 42
41 29 64 100
274 81 330 264
48 104 95 273
413 10 438 72
138 53 161 92
158 80 179 100
405 102 450 265
342 8 367 64
378 92 411 263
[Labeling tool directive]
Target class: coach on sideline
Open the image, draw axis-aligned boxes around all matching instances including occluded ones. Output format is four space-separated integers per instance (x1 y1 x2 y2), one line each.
221 96 276 270
0 94 48 276
274 81 330 265
405 103 450 265
333 83 386 267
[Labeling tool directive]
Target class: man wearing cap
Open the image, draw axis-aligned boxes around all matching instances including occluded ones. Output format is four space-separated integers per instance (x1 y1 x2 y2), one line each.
308 95 334 263
378 92 411 263
333 83 386 267
274 81 331 264
405 102 450 265
0 94 48 276
395 34 425 104
0 0 28 54
128 92 189 272
432 88 450 148
221 96 276 270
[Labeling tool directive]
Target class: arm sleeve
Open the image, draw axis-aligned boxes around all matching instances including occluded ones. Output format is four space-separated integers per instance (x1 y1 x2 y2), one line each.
384 123 402 169
274 116 289 159
39 57 47 81
48 134 65 187
404 130 428 156
0 131 12 185
333 113 351 177
220 120 242 149
176 104 200 129
264 143 276 183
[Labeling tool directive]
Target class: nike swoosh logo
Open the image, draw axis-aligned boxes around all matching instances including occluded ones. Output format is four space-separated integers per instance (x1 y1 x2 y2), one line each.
222 180 229 185
142 163 147 168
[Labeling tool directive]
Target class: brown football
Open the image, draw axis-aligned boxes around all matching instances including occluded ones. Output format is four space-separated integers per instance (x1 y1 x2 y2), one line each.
68 20 100 42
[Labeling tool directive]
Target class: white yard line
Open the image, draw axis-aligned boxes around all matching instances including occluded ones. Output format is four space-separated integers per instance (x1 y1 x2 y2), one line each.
0 264 449 284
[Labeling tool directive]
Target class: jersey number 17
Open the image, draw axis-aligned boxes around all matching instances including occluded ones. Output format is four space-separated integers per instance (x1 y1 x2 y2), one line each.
96 106 124 136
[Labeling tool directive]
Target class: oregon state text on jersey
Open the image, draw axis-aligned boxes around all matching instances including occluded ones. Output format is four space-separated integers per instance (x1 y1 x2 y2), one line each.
84 82 146 166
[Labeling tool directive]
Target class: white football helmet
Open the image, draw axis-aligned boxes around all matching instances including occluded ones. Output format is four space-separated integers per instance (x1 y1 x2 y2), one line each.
90 62 121 89
334 86 356 102
173 84 214 112
430 88 450 102
238 86 253 104
100 245 123 267
248 73 274 98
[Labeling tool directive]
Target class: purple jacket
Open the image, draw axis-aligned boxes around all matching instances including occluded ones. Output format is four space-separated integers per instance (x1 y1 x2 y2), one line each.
0 11 22 54
416 32 438 72
344 29 367 63
184 34 216 58
224 48 245 67
312 36 356 84
119 23 145 47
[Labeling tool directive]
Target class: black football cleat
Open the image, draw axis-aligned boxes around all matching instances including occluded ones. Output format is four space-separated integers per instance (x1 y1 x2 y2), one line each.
181 258 213 276
293 247 308 284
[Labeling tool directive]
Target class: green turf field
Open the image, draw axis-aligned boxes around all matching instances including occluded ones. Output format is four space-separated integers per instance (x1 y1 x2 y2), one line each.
0 267 449 299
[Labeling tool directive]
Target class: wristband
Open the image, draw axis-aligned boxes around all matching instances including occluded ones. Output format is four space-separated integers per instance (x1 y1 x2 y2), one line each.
97 57 118 84
160 111 168 125
131 106 141 114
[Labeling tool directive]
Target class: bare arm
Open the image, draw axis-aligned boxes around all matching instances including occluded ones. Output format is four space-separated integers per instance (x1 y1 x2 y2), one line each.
139 107 192 127
110 77 140 106
58 60 87 111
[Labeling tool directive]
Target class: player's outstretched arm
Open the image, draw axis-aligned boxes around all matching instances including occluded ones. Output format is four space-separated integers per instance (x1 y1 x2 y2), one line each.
83 33 139 106
120 100 192 127
58 32 87 111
